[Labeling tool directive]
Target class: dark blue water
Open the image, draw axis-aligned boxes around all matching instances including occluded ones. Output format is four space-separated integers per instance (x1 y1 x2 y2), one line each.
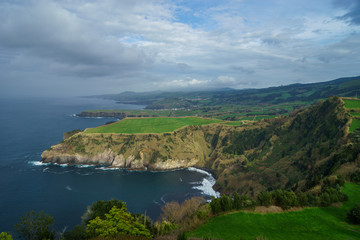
0 97 215 233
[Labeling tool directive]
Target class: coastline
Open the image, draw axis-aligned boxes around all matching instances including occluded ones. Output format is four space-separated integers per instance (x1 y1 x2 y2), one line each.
32 160 220 198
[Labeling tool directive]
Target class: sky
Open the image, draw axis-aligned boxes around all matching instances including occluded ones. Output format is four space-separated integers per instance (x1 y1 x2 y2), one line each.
0 0 359 97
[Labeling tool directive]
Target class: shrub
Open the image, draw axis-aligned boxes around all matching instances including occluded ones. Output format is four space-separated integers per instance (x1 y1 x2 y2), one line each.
177 232 188 240
15 211 55 240
86 206 151 238
347 204 360 224
82 199 125 224
0 232 13 240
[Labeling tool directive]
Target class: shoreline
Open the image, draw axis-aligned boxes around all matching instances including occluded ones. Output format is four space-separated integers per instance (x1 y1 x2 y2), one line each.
31 161 220 198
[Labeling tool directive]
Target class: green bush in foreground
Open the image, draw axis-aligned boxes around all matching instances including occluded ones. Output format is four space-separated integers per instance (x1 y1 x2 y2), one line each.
15 211 55 240
86 206 152 239
0 232 13 240
347 204 360 224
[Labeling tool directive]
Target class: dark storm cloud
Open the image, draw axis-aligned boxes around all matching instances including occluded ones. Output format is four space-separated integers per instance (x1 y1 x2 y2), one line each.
0 1 152 78
334 0 360 25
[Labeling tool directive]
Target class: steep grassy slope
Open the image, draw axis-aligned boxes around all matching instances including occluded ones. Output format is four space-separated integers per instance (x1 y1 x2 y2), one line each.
208 97 360 195
190 183 360 240
343 98 360 133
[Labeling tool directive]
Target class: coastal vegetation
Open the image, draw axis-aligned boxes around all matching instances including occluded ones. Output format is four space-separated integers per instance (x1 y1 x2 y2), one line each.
190 183 360 240
4 182 359 239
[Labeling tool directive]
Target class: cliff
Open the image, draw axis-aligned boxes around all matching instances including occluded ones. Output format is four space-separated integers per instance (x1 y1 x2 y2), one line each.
42 97 360 195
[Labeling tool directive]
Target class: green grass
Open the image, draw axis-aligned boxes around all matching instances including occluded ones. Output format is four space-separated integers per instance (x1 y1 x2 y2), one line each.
84 117 222 134
350 119 360 133
343 99 360 109
190 183 360 240
350 112 360 117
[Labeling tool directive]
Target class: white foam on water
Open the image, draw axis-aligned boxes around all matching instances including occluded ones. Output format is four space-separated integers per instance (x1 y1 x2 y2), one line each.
187 167 212 177
95 167 120 171
187 167 220 198
75 164 94 168
28 161 51 166
65 186 72 191
160 195 167 204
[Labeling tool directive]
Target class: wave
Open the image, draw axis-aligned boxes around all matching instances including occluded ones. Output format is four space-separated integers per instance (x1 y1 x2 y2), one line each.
28 161 51 166
95 167 121 171
187 167 220 198
192 178 220 199
75 164 95 168
66 186 72 191
187 167 212 177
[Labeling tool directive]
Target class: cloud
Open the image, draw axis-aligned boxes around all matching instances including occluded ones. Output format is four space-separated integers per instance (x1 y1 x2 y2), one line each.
0 0 152 78
333 0 360 25
162 77 209 88
0 0 359 97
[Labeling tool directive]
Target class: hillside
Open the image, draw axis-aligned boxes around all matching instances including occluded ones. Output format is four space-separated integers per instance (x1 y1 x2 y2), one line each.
95 76 360 108
190 183 360 240
42 97 360 195
79 76 360 121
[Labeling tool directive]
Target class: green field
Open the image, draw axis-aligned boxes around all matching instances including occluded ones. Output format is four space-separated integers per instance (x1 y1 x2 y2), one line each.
343 99 360 109
350 119 360 133
190 183 360 240
350 112 360 117
85 117 222 134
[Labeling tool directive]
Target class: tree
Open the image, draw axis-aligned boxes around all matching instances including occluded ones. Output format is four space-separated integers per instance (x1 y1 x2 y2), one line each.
86 206 151 238
347 204 360 225
210 197 221 214
0 232 13 240
15 211 55 240
257 191 272 207
82 199 125 224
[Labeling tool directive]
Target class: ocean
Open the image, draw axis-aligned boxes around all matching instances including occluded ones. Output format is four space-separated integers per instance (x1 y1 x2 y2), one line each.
0 97 218 234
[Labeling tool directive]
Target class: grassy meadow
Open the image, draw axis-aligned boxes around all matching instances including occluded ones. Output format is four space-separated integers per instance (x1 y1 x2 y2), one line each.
343 98 360 133
350 119 360 133
343 99 360 109
190 183 360 240
84 117 222 134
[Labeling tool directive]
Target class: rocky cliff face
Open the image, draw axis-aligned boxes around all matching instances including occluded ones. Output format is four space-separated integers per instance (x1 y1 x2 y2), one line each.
42 125 217 170
42 97 360 195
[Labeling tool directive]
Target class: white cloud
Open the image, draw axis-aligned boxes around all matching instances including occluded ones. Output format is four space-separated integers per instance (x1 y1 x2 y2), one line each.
0 0 359 97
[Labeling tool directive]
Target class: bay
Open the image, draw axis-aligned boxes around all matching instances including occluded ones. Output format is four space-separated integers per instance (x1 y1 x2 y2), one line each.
0 97 216 233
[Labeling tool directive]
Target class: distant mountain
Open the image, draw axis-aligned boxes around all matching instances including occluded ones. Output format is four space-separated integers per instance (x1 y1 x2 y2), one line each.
92 76 360 108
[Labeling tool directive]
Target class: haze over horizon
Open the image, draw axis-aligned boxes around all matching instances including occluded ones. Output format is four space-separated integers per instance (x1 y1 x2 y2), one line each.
0 0 359 97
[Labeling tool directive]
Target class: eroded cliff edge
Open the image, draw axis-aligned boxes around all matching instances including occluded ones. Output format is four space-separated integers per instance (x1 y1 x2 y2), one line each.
42 97 360 195
42 124 216 171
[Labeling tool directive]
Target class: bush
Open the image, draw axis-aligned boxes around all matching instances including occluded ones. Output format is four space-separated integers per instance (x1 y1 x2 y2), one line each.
0 232 13 240
347 204 360 224
177 232 188 240
86 206 151 238
15 211 55 240
63 224 87 240
82 199 125 224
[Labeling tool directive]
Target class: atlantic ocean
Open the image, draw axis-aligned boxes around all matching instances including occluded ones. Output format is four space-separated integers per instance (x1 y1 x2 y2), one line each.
0 97 217 233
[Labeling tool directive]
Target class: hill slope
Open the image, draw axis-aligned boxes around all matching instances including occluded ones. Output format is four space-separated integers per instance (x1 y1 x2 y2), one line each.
190 183 360 240
42 97 360 195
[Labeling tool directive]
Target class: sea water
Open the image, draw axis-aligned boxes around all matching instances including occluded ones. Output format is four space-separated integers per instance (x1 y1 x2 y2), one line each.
0 97 218 233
